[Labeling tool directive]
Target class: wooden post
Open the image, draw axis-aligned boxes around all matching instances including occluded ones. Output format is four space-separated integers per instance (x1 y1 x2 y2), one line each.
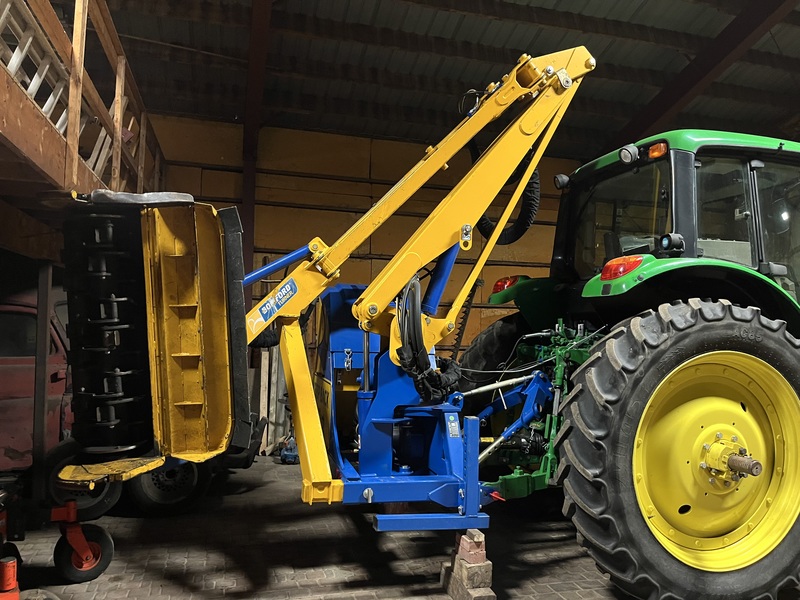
137 112 148 192
31 263 52 503
154 149 161 191
111 54 126 191
65 0 89 189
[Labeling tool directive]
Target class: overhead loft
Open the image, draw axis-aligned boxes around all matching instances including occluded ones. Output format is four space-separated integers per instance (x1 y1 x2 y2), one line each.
0 0 165 260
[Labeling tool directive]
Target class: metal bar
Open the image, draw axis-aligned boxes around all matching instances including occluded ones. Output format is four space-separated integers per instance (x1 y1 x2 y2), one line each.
41 79 65 118
0 0 12 33
6 25 34 76
374 512 489 531
279 318 343 504
31 262 52 503
26 55 52 97
461 373 535 397
463 416 481 516
242 244 311 287
421 242 459 315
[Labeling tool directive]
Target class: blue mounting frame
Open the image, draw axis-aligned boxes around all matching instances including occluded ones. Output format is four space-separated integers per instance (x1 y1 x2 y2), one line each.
318 285 492 531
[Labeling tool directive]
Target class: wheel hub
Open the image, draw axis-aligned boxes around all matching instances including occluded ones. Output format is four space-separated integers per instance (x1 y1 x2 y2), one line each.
695 432 762 492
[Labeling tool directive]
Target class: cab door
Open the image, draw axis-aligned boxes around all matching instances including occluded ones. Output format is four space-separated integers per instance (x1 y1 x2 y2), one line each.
0 302 68 471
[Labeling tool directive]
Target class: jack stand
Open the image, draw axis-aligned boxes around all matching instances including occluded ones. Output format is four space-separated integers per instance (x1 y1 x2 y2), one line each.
440 529 495 600
0 557 19 600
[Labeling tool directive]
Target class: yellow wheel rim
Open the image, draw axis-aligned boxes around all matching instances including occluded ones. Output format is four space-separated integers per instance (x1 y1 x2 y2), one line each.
633 351 800 571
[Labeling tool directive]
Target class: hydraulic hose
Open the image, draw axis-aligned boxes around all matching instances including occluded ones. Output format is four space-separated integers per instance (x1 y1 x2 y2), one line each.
467 139 540 246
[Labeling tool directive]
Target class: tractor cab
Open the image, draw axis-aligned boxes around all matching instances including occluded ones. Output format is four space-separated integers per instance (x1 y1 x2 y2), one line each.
528 131 800 332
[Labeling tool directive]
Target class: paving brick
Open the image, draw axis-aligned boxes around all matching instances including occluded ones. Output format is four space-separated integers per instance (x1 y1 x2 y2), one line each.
8 460 665 600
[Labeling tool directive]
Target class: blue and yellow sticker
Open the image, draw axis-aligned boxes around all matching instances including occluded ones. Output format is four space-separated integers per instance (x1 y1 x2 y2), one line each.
250 278 298 333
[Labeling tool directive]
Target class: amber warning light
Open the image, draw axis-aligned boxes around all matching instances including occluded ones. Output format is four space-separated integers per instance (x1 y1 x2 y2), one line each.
600 256 644 281
648 142 668 159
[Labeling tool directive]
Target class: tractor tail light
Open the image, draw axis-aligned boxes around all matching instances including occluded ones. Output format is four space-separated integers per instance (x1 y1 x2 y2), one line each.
600 256 644 281
492 276 520 294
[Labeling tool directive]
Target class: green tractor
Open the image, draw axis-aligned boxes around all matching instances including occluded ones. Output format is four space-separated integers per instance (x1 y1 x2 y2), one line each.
461 130 800 599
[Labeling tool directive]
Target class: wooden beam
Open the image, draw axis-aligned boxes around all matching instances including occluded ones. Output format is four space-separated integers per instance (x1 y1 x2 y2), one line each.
65 0 88 189
28 0 141 183
111 54 126 190
241 0 273 274
613 0 798 145
0 200 62 262
154 149 161 190
26 0 73 63
137 111 147 192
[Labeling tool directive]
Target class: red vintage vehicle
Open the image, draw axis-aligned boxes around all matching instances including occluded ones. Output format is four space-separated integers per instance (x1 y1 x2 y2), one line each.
0 290 121 519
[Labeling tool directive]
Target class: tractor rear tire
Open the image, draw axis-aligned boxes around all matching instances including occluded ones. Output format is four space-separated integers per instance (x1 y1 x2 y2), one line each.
557 299 800 599
458 312 529 413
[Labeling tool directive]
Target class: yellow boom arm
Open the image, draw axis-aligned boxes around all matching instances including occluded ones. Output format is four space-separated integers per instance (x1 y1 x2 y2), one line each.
246 47 595 503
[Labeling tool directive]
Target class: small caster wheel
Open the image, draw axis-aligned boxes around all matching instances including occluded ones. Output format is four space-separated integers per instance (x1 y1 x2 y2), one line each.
53 524 113 583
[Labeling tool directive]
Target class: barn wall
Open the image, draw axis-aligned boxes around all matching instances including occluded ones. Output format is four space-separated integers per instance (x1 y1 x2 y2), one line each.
150 114 579 350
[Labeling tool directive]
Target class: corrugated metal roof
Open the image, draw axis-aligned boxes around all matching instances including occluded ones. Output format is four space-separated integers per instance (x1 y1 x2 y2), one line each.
92 0 800 162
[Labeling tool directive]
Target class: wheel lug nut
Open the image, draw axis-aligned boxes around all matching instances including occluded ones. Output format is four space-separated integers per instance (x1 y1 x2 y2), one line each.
716 432 723 439
699 462 708 469
731 435 738 443
709 478 716 484
739 447 747 455
702 443 710 451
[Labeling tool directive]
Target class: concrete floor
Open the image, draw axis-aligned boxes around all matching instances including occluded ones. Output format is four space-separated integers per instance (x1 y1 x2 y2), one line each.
12 458 797 600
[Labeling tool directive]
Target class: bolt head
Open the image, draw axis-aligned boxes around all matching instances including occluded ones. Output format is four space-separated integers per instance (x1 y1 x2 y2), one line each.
545 65 555 75
739 447 747 455
708 478 715 484
703 443 710 451
731 435 738 443
699 462 708 469
367 304 378 315
716 432 723 439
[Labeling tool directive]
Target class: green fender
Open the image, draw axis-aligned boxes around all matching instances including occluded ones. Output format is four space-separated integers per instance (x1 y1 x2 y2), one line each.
582 254 800 333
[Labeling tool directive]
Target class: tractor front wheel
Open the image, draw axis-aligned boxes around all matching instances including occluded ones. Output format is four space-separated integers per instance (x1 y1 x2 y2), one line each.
557 299 800 600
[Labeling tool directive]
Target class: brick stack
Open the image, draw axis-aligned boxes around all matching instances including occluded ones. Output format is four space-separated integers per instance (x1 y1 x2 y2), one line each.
440 529 495 600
